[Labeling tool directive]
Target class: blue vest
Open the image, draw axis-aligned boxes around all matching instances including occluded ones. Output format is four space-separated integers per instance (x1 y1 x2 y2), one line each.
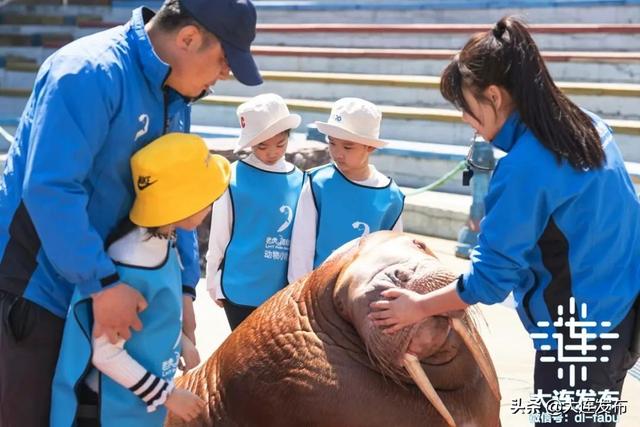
221 161 305 307
51 242 183 427
310 164 404 268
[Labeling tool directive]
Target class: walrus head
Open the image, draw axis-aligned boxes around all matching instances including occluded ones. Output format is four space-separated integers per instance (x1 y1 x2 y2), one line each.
328 231 500 426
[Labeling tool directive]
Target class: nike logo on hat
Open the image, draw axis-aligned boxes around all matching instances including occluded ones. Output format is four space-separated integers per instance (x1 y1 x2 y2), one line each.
137 176 157 190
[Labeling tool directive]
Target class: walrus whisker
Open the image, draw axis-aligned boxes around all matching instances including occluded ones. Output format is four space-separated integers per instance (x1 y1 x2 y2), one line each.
450 318 501 401
403 353 456 427
364 329 410 386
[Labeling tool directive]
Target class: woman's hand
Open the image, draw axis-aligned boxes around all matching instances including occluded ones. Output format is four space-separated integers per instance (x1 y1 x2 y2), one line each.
369 281 470 334
368 288 428 334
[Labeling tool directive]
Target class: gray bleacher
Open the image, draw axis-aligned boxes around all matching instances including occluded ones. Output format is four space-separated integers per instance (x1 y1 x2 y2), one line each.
0 0 639 237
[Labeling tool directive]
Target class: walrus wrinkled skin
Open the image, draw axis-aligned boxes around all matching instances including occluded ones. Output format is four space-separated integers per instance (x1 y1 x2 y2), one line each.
168 231 500 427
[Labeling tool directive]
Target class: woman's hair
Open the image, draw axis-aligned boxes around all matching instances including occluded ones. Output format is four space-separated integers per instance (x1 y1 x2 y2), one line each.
440 16 604 170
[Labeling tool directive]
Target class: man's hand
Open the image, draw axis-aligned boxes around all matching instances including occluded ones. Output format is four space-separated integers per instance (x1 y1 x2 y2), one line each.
92 283 147 343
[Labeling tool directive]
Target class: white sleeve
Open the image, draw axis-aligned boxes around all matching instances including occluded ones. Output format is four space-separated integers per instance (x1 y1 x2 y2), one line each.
91 335 174 412
287 178 317 284
205 189 233 301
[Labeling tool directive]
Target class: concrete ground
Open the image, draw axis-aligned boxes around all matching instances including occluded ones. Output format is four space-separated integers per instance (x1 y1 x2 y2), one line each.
189 234 639 426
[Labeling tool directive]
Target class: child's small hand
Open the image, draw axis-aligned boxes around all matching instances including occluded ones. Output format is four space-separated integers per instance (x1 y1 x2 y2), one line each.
208 289 225 308
179 334 200 372
165 389 206 422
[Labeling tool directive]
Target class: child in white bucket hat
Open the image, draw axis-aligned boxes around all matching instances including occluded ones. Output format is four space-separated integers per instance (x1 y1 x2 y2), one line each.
287 97 404 283
206 93 306 330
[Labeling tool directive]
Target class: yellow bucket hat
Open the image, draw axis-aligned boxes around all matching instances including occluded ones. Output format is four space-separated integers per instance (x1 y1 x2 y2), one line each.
129 133 231 227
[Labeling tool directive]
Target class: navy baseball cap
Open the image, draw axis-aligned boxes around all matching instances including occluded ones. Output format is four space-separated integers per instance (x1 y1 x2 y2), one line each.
180 0 262 86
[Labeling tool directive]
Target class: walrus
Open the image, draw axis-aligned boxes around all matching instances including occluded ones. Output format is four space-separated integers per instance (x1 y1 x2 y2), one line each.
168 231 501 427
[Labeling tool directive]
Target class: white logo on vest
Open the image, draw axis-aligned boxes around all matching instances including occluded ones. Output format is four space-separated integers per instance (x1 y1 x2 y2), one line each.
277 205 293 233
264 205 293 261
352 221 370 237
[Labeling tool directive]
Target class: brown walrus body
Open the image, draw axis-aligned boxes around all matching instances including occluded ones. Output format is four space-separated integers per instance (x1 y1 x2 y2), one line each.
168 232 500 427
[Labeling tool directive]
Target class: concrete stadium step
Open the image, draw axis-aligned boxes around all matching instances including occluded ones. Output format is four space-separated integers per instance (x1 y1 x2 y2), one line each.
0 32 73 48
4 1 640 24
1 4 126 24
0 23 97 39
248 46 640 84
2 66 638 120
232 1 640 25
2 90 639 157
402 188 470 241
1 43 638 84
254 23 640 52
4 89 640 159
210 71 640 121
13 0 111 6
0 46 58 65
0 12 103 26
2 17 639 52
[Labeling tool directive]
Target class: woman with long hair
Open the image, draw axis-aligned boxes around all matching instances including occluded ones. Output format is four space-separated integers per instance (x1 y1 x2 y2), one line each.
370 16 639 427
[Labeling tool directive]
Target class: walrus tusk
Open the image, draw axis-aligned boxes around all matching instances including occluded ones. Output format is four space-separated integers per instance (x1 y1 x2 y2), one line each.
403 353 456 427
450 318 501 402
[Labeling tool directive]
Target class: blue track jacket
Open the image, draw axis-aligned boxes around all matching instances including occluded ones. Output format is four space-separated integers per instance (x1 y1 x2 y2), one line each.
458 112 640 350
0 7 200 318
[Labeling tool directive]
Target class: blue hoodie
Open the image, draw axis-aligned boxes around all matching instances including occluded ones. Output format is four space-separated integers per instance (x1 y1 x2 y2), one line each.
0 8 200 318
457 112 640 350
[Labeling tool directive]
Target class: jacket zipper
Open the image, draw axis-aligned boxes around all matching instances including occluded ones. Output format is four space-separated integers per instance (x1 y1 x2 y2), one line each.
162 89 169 134
161 68 171 135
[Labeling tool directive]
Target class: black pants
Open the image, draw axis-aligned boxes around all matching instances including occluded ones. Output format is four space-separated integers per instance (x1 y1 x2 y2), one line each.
223 301 256 331
75 383 100 427
534 303 639 427
0 290 64 427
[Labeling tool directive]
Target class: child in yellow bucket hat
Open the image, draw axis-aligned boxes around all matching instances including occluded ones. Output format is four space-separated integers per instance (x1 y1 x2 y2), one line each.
205 93 305 330
51 133 230 426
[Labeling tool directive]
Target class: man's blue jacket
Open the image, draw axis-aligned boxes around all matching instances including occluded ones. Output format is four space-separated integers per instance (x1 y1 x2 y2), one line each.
0 7 200 318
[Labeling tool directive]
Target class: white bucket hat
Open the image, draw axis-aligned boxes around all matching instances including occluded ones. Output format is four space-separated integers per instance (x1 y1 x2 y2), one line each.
234 93 301 153
315 98 387 148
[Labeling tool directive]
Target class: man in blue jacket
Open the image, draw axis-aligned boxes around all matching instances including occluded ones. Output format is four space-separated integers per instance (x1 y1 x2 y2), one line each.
0 1 262 425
